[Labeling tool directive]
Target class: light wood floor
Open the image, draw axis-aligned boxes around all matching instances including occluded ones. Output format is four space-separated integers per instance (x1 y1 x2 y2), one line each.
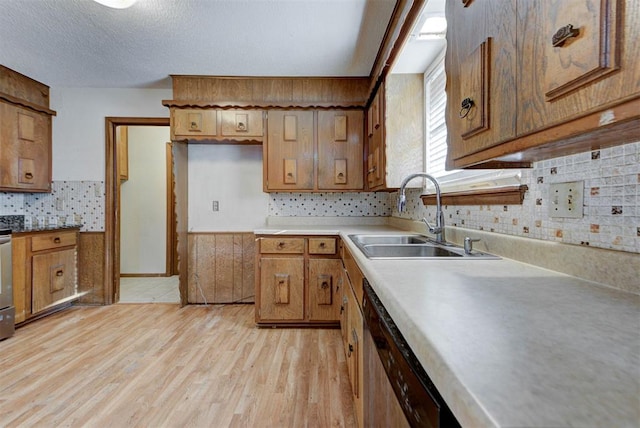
0 304 356 427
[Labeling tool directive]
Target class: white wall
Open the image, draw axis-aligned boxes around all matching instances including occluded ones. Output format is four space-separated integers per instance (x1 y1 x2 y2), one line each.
188 144 269 231
49 87 172 181
120 126 170 274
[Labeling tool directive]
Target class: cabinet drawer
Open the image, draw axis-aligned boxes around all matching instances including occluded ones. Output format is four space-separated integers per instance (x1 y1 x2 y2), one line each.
260 238 304 254
343 245 364 308
31 231 77 252
309 238 336 255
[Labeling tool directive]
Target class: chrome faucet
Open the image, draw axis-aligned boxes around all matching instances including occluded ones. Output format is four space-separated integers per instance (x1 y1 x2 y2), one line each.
397 173 446 244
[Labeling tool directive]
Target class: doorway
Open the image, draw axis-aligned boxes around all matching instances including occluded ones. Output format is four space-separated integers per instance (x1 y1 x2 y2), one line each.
104 117 180 305
118 125 178 303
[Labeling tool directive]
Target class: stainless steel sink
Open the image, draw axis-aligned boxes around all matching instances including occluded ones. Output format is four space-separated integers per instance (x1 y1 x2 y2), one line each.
348 234 500 260
362 245 463 258
349 234 430 246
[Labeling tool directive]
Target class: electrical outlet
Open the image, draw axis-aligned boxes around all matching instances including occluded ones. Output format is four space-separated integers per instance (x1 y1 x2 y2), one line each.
212 201 219 212
549 181 584 218
55 198 65 211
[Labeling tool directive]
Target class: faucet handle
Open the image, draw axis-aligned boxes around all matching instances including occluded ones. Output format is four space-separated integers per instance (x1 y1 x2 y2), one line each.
464 237 481 254
421 218 442 234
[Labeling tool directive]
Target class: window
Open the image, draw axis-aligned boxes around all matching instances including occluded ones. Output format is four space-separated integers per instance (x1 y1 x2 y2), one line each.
423 50 521 193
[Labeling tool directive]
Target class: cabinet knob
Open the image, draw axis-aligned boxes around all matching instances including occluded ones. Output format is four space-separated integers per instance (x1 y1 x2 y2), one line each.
321 281 329 289
459 97 475 118
56 270 64 277
552 24 580 47
367 166 377 174
25 172 34 179
348 343 354 357
277 241 285 248
319 242 325 248
53 237 61 243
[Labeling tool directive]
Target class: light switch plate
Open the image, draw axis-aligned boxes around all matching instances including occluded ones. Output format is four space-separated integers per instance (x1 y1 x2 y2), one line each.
549 181 583 218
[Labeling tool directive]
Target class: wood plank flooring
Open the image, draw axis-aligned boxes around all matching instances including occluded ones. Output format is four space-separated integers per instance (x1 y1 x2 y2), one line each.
0 304 356 427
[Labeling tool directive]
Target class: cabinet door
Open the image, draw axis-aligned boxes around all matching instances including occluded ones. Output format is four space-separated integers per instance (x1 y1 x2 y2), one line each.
171 108 217 139
366 89 385 190
445 0 517 163
347 283 364 427
219 110 263 138
517 0 637 134
340 270 350 352
317 111 364 190
117 126 128 181
0 102 51 192
308 258 342 322
258 257 304 321
265 110 314 191
32 248 77 314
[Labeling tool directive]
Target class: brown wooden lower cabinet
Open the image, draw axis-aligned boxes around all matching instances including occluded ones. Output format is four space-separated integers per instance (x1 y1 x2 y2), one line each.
187 232 255 304
340 242 364 428
255 235 341 326
13 228 80 324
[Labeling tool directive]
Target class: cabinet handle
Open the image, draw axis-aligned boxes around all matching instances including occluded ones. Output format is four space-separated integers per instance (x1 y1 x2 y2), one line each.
367 166 377 174
25 172 34 179
552 24 580 47
459 97 474 118
321 281 329 289
56 270 64 277
348 343 354 357
277 241 285 248
53 237 61 243
319 242 325 248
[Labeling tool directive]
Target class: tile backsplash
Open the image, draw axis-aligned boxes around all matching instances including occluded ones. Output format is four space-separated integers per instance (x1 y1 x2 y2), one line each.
269 192 391 217
394 141 639 253
0 181 104 231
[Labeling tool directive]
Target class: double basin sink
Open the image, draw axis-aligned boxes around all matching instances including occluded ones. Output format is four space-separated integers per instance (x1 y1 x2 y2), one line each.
349 234 500 260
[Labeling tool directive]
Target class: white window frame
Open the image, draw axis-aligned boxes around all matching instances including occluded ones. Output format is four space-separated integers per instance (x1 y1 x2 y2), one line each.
423 49 521 193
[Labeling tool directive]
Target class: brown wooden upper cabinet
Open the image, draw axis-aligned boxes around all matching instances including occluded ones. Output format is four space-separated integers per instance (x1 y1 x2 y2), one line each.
445 0 640 168
170 108 264 143
365 75 425 191
264 109 364 192
0 65 55 192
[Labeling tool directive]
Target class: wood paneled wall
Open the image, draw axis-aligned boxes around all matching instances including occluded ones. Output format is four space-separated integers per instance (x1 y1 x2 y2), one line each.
170 76 370 105
77 232 105 304
188 233 255 304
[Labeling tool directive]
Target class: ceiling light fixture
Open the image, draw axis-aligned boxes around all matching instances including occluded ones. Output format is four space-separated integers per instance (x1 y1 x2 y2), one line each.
416 16 447 40
93 0 138 9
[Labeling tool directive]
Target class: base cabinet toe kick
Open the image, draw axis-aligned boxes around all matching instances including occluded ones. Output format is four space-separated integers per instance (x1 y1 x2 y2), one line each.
363 280 460 428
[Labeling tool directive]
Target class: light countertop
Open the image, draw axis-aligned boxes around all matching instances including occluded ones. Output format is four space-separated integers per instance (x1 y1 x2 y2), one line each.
255 223 640 427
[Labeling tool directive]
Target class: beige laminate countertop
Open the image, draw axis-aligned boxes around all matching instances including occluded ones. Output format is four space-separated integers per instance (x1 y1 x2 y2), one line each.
255 224 640 427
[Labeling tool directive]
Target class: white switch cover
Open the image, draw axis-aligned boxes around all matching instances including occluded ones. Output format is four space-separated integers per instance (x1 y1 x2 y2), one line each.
549 181 583 218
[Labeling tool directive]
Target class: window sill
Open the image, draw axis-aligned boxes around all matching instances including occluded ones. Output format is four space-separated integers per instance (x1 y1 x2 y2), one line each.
420 185 528 206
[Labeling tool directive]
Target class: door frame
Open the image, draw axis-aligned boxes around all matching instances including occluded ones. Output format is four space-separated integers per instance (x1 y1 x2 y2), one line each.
104 117 173 304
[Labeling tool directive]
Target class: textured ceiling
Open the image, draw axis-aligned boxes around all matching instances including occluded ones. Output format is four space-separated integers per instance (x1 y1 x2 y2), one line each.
0 0 398 89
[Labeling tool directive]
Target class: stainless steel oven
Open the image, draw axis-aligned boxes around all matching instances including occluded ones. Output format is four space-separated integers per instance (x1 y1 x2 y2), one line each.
0 230 14 340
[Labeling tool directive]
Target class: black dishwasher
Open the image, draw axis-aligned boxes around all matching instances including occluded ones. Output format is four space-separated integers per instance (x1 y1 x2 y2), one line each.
363 280 460 428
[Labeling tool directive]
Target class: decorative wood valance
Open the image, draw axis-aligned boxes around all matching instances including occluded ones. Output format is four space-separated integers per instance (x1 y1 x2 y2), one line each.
0 91 57 116
420 185 528 206
162 100 365 110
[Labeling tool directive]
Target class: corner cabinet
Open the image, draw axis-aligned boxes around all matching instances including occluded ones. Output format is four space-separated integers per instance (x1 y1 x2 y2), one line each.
366 75 425 191
255 235 342 326
445 0 640 168
0 65 56 192
264 110 364 192
12 229 80 324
